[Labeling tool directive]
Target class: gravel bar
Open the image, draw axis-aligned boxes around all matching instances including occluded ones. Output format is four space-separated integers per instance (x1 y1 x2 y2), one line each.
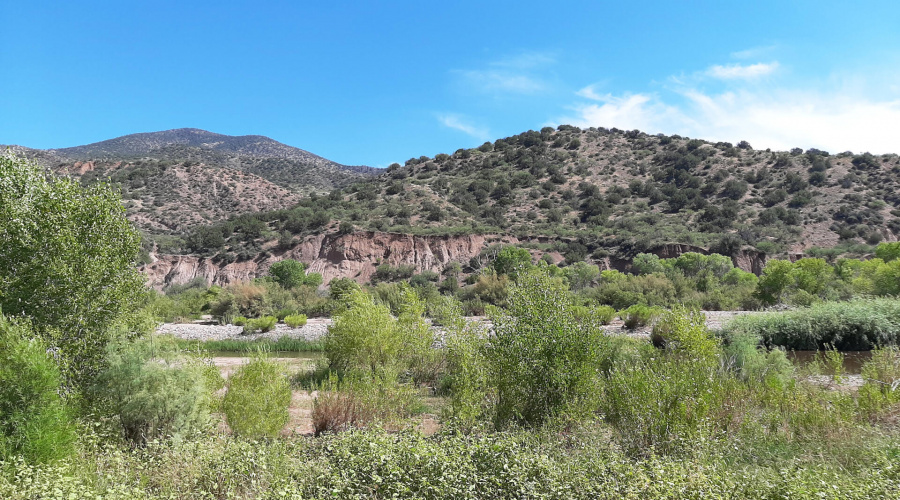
157 311 758 343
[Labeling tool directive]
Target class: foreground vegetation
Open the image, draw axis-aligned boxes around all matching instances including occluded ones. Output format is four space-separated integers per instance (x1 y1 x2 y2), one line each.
3 153 900 498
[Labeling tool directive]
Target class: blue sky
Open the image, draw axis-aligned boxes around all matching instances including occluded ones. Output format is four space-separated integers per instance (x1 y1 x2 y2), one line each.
2 1 899 167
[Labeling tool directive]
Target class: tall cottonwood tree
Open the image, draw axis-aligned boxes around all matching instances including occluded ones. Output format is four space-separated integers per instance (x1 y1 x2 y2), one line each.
0 153 145 386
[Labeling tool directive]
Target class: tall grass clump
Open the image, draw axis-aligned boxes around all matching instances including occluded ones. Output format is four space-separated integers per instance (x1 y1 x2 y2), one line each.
722 298 900 350
222 354 292 438
857 346 900 416
488 269 606 427
0 314 75 463
95 335 217 444
311 371 421 436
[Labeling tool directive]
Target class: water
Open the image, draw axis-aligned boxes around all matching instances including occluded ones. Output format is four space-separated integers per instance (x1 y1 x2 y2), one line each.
787 351 872 374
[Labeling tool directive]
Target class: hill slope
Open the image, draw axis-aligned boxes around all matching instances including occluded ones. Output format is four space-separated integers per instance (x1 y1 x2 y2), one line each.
4 129 378 232
176 126 899 267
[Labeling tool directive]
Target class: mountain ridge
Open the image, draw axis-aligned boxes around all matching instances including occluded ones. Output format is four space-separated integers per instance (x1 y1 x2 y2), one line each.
2 128 379 234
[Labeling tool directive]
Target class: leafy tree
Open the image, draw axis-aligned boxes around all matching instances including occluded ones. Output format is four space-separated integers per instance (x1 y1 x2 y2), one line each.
756 259 795 304
632 253 666 275
564 262 600 291
488 269 605 427
0 154 145 386
491 246 532 279
875 242 900 263
268 259 317 289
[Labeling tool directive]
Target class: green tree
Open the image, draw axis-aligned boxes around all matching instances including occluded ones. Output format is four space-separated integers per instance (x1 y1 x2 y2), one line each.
268 259 312 289
564 262 600 291
0 154 145 386
875 242 900 263
491 246 532 279
488 269 605 427
756 259 795 305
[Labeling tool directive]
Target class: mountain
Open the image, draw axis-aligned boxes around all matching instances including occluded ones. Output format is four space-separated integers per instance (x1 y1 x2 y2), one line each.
3 129 378 233
152 125 900 286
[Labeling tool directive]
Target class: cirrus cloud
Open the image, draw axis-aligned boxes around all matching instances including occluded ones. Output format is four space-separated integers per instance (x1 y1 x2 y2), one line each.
706 62 779 80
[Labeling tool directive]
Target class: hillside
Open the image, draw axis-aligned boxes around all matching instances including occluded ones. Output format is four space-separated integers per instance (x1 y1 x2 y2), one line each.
163 126 899 279
3 129 378 232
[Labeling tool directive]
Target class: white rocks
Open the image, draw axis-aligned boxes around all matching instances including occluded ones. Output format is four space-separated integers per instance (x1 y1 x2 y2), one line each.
156 318 333 342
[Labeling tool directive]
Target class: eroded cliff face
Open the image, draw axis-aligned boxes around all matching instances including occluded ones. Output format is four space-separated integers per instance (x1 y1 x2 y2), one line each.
142 232 517 289
140 232 768 289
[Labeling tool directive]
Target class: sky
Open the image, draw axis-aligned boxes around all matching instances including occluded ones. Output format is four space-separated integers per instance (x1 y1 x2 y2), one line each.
2 1 900 167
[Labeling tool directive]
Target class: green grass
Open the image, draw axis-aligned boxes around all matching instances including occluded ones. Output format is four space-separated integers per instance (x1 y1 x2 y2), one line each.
174 335 324 353
722 298 900 350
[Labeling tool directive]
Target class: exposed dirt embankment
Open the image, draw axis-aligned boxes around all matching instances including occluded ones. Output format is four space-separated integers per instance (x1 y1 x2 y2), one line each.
142 231 517 289
141 231 768 289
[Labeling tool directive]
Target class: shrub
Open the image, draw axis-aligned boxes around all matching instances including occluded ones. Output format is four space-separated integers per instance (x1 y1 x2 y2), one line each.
231 316 248 326
311 372 421 436
325 287 433 379
571 304 616 325
0 314 76 463
491 246 532 279
284 314 308 328
594 305 617 325
326 289 402 374
722 299 900 350
857 346 900 415
243 315 277 334
268 259 319 289
95 336 214 444
438 298 490 431
601 355 732 456
329 277 361 301
621 304 662 329
223 355 291 438
650 308 719 358
488 269 606 427
722 331 794 388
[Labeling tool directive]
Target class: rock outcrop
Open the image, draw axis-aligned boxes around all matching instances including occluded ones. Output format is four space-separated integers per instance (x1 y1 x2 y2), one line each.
142 231 517 289
141 232 769 289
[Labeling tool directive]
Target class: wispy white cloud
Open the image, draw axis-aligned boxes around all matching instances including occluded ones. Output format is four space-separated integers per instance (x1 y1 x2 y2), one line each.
559 84 900 154
730 45 777 60
458 70 546 94
706 62 779 80
437 114 491 141
575 83 608 101
455 51 556 95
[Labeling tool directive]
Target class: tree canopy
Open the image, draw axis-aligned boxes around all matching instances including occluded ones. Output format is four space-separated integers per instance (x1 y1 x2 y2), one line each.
0 154 145 385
